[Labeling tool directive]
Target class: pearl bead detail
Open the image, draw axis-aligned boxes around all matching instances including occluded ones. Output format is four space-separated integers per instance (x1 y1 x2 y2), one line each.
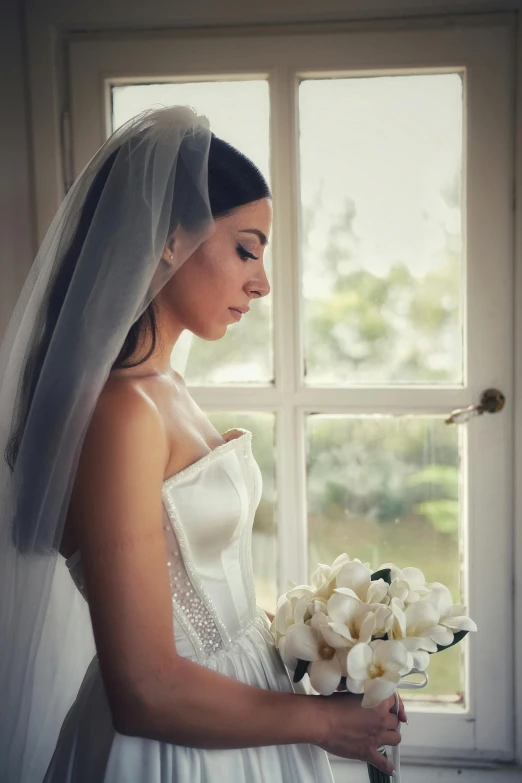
161 430 257 661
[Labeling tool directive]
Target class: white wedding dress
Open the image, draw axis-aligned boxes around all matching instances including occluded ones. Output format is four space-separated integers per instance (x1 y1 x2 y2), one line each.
43 428 335 783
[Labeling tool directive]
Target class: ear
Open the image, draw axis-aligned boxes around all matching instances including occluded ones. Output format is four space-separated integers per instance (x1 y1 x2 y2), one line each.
161 232 176 263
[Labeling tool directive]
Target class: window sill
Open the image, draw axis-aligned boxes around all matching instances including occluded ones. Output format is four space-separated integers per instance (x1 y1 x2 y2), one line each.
328 756 521 783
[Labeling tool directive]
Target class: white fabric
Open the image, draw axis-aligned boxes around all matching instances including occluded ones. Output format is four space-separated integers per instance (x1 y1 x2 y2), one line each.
43 429 335 783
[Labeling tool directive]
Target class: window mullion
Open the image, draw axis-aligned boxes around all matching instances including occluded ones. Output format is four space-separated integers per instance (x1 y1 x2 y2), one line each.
189 386 280 410
270 65 308 589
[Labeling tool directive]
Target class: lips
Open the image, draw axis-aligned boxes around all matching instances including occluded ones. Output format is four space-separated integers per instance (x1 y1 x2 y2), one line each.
228 308 244 321
229 306 250 314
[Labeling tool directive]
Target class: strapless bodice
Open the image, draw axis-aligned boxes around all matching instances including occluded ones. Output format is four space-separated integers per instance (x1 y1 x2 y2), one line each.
65 428 268 662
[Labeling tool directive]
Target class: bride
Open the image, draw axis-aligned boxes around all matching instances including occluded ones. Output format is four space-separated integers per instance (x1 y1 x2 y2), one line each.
0 105 404 783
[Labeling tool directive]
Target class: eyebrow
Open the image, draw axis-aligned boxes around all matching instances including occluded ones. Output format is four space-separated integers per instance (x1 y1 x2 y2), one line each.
239 229 269 247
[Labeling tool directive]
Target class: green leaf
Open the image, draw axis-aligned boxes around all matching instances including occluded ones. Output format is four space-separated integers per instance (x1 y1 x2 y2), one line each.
429 629 468 654
371 568 392 585
293 658 310 683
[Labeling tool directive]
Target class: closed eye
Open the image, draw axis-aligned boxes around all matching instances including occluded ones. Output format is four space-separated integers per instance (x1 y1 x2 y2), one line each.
236 244 259 262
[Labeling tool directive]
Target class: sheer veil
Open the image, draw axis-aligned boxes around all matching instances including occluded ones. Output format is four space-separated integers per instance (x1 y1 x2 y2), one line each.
0 105 215 783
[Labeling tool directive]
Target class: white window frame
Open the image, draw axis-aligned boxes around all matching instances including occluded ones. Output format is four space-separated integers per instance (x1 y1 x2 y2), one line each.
30 13 518 766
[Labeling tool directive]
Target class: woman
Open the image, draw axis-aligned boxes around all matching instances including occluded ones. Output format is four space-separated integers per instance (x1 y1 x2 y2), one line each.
0 106 404 783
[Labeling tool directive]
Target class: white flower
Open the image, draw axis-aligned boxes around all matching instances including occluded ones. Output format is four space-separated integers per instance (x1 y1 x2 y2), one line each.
379 564 431 605
347 640 414 708
428 583 478 636
271 585 313 646
388 595 456 653
327 592 393 649
309 554 359 601
311 562 336 590
388 579 410 604
382 598 429 670
306 597 331 620
284 612 348 694
384 574 477 658
334 560 389 604
309 564 342 602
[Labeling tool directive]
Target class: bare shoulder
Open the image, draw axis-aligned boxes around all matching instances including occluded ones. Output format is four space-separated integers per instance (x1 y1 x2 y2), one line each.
92 376 168 443
70 377 170 530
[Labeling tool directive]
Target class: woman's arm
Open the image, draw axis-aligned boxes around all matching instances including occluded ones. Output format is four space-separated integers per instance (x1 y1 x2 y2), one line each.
121 649 319 747
72 385 401 772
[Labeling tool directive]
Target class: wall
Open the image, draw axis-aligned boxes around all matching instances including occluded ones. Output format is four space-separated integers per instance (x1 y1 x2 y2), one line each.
1 0 34 338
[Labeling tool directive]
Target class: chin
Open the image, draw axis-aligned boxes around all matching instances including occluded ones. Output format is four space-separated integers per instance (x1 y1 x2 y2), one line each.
191 323 228 341
211 325 229 341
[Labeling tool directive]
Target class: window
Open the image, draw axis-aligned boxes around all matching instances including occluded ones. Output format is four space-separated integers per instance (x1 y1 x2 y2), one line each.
63 17 515 762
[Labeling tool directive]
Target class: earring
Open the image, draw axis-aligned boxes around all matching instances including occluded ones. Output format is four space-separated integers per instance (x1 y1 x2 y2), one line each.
169 254 174 260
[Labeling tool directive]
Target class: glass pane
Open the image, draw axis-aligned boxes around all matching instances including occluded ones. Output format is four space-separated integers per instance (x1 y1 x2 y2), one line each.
299 74 463 385
306 414 463 703
111 81 272 385
206 411 277 614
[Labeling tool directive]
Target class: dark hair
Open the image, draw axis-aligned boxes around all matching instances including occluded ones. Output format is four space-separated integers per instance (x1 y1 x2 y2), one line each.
113 133 270 369
5 132 271 473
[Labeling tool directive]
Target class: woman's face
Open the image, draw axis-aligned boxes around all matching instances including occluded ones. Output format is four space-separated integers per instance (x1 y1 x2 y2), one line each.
161 197 272 341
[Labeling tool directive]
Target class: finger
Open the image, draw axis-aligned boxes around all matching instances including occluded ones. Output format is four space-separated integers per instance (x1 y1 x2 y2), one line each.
384 713 400 731
368 748 395 776
381 729 402 747
397 693 408 723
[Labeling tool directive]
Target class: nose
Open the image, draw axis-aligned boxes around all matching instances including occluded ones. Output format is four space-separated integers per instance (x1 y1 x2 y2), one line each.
247 266 271 299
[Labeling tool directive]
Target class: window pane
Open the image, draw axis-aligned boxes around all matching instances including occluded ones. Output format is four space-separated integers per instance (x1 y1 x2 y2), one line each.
299 74 463 385
111 81 272 384
206 411 277 613
306 414 463 702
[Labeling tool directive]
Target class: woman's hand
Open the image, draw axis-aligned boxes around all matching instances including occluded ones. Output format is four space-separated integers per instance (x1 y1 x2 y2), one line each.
334 682 407 729
334 684 406 722
312 691 406 776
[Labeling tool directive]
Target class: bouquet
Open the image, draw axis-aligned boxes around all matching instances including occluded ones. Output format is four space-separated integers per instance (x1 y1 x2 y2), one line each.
269 553 477 781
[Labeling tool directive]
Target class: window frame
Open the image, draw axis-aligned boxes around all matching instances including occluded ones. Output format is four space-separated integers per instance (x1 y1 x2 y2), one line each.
39 14 517 763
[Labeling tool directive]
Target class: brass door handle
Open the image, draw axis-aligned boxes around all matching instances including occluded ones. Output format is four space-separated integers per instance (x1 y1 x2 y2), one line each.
445 388 505 425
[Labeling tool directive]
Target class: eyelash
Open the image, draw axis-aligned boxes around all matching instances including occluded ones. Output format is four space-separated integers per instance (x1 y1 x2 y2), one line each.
236 244 258 262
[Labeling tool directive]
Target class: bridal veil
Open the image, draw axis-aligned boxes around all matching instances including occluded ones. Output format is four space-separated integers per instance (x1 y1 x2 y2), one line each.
0 105 215 783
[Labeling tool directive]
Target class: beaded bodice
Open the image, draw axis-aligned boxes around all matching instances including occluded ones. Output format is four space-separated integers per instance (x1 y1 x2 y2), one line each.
65 428 265 663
